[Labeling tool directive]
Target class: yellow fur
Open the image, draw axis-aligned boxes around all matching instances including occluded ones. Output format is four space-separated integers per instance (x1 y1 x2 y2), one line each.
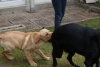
0 29 52 67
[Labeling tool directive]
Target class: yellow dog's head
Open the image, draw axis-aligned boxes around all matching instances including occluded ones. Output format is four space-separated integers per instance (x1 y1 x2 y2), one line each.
39 29 52 42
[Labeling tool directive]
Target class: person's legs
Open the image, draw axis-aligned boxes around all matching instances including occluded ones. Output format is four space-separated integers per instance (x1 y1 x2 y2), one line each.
52 0 62 29
61 0 67 20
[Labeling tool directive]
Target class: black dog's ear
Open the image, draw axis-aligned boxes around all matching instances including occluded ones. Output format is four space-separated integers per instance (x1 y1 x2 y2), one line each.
57 48 63 58
53 46 63 58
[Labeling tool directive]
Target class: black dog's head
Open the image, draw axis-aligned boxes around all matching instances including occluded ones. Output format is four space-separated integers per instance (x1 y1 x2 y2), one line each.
51 39 63 67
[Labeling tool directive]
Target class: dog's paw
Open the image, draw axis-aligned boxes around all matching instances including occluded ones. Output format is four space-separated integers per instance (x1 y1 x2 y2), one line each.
46 57 50 60
30 62 37 67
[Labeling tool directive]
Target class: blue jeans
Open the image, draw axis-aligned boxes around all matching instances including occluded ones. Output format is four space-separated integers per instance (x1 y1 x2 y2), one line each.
52 0 67 29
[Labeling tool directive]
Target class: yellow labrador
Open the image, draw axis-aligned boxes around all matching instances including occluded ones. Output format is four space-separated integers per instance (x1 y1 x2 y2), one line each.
0 29 52 67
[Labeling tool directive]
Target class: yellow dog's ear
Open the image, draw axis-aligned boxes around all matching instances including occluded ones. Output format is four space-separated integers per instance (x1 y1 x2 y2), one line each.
34 33 41 44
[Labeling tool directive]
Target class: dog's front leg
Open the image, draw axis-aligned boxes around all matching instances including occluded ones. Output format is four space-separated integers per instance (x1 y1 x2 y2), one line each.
35 49 50 60
52 52 57 67
24 50 37 67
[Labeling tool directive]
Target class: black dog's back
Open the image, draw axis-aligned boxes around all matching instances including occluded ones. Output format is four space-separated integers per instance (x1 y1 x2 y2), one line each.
52 23 96 54
51 23 100 67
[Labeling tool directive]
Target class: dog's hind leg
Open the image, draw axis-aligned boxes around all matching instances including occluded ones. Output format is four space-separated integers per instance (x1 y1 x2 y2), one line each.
84 51 99 67
96 59 99 67
84 57 99 67
84 59 93 67
3 51 14 61
67 52 79 67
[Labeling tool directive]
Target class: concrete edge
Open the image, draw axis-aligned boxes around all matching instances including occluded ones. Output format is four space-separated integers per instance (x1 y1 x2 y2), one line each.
77 3 100 14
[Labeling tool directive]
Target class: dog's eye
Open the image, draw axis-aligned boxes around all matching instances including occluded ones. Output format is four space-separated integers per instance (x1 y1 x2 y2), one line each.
42 32 48 37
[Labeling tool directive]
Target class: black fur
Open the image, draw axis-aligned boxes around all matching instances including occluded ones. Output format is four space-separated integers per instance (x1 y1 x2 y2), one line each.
51 23 100 67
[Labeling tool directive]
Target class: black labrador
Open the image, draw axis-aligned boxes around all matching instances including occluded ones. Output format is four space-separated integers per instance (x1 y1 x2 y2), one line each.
51 23 100 67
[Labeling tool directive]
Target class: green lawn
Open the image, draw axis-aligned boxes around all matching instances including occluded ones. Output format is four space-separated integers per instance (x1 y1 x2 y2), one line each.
0 18 100 67
88 2 100 8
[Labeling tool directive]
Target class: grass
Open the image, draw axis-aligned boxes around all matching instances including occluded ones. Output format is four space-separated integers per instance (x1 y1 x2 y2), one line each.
0 18 100 67
88 2 100 8
78 18 100 28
